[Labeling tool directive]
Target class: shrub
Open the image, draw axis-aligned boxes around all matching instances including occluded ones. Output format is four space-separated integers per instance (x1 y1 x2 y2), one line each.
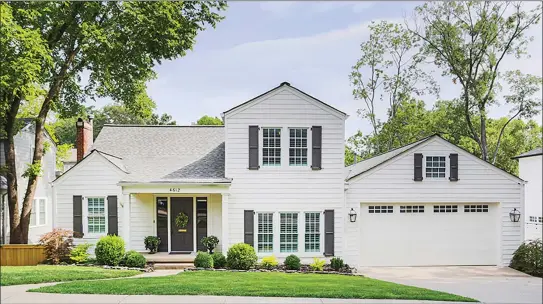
39 228 74 264
201 235 220 253
212 251 227 269
194 251 214 268
260 255 278 270
95 235 125 266
284 254 301 270
144 236 161 254
123 250 147 268
226 243 257 270
330 257 344 271
310 257 325 271
510 239 543 277
70 243 92 264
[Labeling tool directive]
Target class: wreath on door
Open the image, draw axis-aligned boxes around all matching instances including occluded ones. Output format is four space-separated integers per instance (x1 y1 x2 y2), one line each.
175 212 189 229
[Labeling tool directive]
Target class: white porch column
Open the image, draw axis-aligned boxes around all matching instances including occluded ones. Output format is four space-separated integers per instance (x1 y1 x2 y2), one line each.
123 193 131 250
221 193 229 253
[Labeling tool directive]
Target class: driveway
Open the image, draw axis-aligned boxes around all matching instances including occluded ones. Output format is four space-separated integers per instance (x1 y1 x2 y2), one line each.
359 266 543 304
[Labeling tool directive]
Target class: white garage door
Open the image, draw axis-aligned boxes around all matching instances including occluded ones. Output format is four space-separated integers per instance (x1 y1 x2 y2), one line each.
359 203 499 266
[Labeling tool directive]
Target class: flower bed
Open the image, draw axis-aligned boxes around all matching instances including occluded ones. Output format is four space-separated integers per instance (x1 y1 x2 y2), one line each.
47 262 153 272
186 264 358 276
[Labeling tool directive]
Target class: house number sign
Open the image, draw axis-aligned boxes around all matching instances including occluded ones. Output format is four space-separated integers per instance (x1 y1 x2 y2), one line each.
169 188 182 192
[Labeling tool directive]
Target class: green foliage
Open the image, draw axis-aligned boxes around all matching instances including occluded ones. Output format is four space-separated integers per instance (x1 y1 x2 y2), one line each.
310 258 325 271
284 254 301 270
201 236 220 253
175 212 189 229
39 228 74 265
123 250 147 268
226 243 257 270
196 115 224 125
194 251 214 268
259 255 278 270
144 236 161 253
510 239 542 277
22 162 43 179
70 243 92 264
56 143 73 170
95 235 125 266
330 257 344 271
211 252 227 269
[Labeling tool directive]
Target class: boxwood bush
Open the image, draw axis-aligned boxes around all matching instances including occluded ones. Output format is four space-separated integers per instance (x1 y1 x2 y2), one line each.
226 243 257 270
95 235 125 266
510 239 542 277
124 250 147 268
194 251 214 268
211 252 227 269
330 257 344 271
284 254 301 270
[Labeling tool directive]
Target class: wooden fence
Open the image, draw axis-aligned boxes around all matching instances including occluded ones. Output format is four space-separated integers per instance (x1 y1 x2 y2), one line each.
0 244 46 266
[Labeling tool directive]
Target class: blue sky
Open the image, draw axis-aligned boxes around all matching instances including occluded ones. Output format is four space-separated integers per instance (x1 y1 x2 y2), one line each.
91 1 543 138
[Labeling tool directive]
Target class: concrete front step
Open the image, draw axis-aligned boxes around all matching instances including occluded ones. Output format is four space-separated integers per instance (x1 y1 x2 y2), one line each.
152 263 194 270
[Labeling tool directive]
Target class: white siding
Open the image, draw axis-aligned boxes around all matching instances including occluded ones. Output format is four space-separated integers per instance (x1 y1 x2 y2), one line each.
54 153 125 248
209 194 223 249
518 155 542 240
225 87 346 258
129 193 154 251
345 137 523 266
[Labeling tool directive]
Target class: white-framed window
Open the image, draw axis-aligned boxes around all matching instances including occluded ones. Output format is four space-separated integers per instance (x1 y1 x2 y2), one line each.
400 206 424 213
368 206 394 213
426 156 446 178
464 205 489 213
289 128 308 166
280 213 298 252
304 212 320 252
86 197 106 234
262 128 281 166
257 213 274 253
30 198 47 226
433 205 458 213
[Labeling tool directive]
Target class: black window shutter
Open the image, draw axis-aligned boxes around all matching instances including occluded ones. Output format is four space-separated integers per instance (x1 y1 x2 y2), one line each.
73 196 83 235
244 210 254 246
311 126 322 170
248 126 259 170
414 153 423 181
107 196 118 236
449 153 459 181
324 209 334 256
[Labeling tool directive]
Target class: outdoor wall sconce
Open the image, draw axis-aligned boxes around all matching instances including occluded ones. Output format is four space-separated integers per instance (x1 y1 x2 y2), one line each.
348 208 357 222
509 208 521 223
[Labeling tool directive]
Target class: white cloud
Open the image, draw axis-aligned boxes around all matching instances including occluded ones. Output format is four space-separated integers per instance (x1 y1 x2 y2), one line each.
259 1 376 16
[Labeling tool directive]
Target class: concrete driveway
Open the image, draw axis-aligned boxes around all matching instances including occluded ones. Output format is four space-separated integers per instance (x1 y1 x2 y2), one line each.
359 266 543 304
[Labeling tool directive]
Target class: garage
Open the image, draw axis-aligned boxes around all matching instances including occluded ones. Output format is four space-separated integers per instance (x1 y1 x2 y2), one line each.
359 203 499 267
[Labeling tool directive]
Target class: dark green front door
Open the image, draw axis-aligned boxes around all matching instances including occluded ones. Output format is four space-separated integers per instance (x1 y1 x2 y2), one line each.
170 197 193 253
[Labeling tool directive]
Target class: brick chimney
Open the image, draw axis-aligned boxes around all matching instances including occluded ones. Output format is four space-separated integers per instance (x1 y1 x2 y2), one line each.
76 115 94 162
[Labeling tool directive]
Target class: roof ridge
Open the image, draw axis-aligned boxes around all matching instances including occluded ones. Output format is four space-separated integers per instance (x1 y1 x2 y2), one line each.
102 124 224 128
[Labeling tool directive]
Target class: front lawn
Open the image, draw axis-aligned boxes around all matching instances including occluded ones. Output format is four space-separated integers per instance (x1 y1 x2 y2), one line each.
1 265 140 286
32 271 476 302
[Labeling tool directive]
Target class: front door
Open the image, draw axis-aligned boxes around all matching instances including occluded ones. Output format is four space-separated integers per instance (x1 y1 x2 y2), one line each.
170 197 194 253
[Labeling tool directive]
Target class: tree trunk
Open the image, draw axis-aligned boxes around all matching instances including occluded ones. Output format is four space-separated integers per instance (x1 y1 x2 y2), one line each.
480 114 488 161
5 95 22 244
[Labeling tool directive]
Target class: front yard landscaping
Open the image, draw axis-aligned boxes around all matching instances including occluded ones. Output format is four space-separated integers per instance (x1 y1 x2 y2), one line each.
31 271 477 302
0 265 140 286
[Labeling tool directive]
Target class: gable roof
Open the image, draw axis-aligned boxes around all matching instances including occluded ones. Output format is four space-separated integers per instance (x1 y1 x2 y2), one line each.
512 148 542 159
92 125 229 184
53 149 128 184
222 82 347 118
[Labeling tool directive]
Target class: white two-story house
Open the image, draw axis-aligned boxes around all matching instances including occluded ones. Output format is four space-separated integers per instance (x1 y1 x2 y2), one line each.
513 148 542 241
52 82 525 267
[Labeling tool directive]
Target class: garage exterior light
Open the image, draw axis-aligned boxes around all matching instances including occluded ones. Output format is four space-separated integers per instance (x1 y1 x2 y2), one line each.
509 208 521 222
348 208 357 222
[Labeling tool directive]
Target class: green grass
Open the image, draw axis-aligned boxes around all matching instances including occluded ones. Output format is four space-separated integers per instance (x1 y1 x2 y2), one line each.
31 271 477 302
1 265 140 286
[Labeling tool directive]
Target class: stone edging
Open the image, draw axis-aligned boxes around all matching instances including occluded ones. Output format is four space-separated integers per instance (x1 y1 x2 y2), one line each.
52 263 152 272
185 268 361 276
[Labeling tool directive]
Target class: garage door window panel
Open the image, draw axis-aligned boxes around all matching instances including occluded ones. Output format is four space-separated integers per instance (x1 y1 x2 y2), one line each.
426 156 446 178
433 205 458 213
400 206 424 213
464 205 489 213
368 206 394 213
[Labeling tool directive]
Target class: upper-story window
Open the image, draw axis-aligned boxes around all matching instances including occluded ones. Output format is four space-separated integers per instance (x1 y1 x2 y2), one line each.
263 128 281 166
30 198 46 226
426 156 446 178
289 128 308 166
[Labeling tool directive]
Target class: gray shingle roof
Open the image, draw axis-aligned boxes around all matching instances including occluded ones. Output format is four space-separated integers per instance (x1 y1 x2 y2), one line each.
513 148 542 159
92 125 228 183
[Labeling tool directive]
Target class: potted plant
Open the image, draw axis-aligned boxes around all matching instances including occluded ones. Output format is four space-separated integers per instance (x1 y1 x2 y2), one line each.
201 235 220 254
144 236 161 254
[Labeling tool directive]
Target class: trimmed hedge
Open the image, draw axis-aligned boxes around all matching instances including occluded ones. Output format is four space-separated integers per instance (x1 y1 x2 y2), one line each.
226 243 257 270
95 235 125 266
510 239 542 277
212 252 227 269
194 251 214 268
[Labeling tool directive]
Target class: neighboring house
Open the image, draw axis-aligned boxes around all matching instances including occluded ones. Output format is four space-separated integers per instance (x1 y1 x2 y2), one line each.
62 148 78 172
0 121 57 244
52 82 525 267
513 148 542 241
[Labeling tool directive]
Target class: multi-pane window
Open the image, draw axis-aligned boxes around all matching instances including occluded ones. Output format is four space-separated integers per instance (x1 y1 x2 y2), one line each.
280 213 298 252
87 197 106 234
400 206 424 213
30 198 46 226
257 213 274 252
289 129 308 166
529 216 543 223
464 205 489 213
433 205 458 213
263 128 281 166
426 156 446 178
368 206 394 213
305 212 320 252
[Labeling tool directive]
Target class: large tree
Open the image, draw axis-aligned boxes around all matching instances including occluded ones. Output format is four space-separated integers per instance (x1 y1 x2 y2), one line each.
1 1 226 243
195 115 223 125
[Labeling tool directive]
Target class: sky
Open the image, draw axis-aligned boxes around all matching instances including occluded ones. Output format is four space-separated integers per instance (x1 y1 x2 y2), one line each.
90 1 543 139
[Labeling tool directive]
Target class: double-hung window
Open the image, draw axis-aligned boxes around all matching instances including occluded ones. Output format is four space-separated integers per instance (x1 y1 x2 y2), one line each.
280 213 298 252
30 198 46 226
426 156 446 178
87 197 106 234
289 128 308 166
304 212 320 252
263 128 281 166
257 213 274 252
